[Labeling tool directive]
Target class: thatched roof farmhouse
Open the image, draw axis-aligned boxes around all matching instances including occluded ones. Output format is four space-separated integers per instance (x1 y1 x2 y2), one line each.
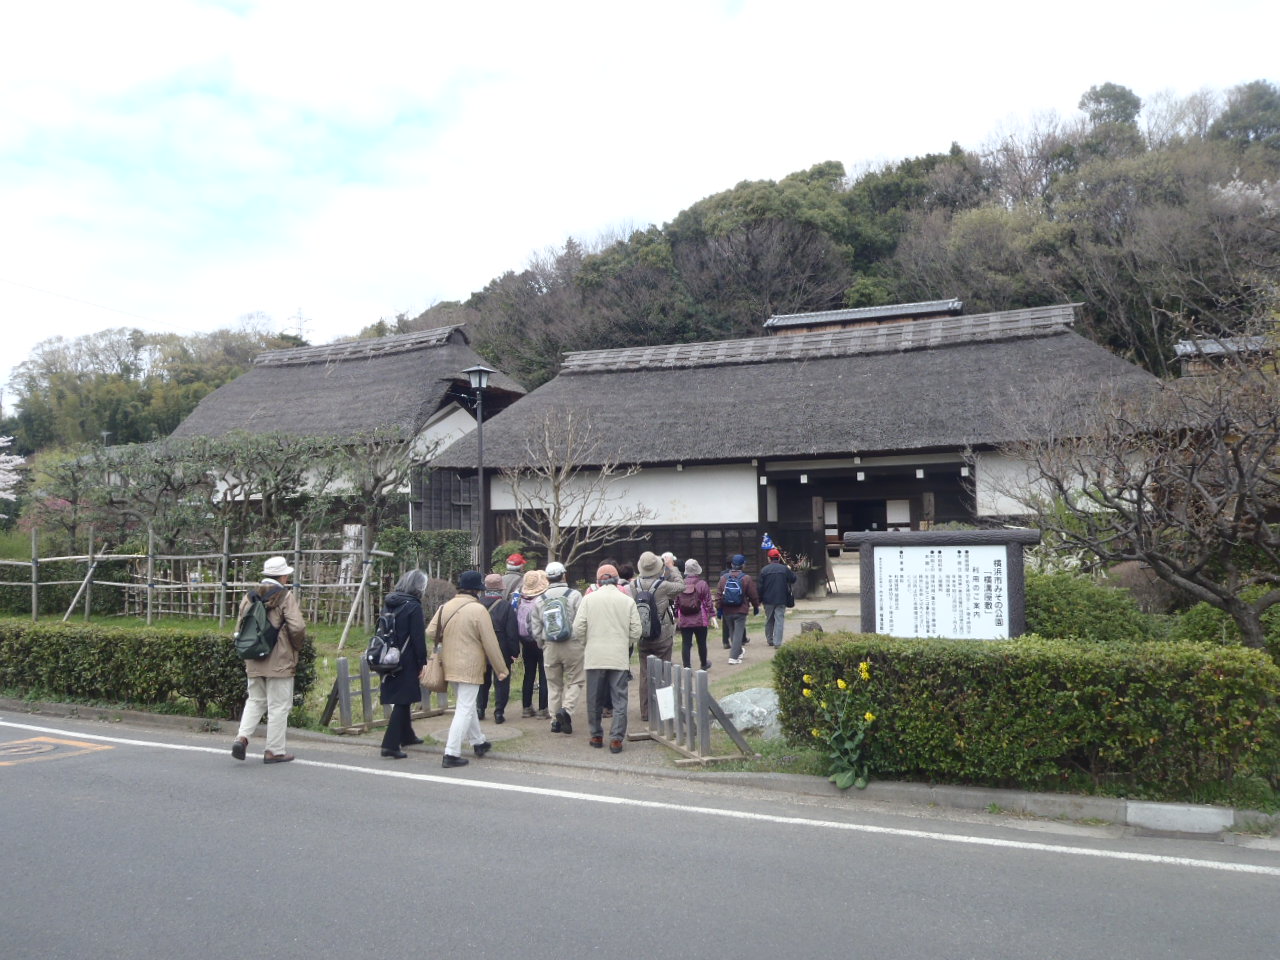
429 304 1161 580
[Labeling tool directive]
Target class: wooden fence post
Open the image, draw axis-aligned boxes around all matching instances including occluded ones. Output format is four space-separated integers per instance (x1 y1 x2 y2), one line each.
219 526 230 629
30 526 38 622
146 525 155 625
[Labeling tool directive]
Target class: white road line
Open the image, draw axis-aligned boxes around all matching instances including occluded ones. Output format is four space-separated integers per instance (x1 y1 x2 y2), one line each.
4 717 1278 878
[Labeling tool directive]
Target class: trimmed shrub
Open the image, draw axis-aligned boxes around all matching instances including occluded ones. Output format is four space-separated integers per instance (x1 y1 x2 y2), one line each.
0 619 316 720
1024 571 1163 643
775 633 1280 801
1172 598 1280 662
0 560 131 617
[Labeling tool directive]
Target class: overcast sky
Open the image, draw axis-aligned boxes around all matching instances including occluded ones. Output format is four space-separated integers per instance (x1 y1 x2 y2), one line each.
1 0 1274 400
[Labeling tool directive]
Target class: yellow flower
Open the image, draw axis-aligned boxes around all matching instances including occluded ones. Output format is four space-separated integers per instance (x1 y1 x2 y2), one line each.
858 661 872 681
836 678 848 690
864 711 876 723
811 728 822 739
802 674 814 684
802 688 812 698
819 700 827 709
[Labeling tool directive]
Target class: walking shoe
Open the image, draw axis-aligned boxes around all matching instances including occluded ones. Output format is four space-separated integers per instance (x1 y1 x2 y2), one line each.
728 657 743 664
550 718 562 733
263 751 294 764
442 754 469 768
589 736 604 748
404 736 424 746
231 737 247 761
521 707 535 718
473 741 492 758
381 748 407 759
477 708 486 720
494 710 505 725
609 739 623 754
556 708 572 735
536 708 550 719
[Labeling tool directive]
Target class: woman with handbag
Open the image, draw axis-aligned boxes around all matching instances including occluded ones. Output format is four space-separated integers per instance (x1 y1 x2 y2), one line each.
427 570 509 769
378 569 429 759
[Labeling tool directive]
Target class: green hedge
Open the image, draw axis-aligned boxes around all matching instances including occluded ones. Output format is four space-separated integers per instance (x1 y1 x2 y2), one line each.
775 633 1280 801
0 619 316 720
1025 571 1162 643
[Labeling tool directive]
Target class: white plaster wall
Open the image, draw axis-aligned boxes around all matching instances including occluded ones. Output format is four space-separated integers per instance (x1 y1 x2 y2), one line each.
491 463 759 526
973 451 1041 516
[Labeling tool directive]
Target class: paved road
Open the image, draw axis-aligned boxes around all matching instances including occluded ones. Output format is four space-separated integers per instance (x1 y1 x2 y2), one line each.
2 714 1277 960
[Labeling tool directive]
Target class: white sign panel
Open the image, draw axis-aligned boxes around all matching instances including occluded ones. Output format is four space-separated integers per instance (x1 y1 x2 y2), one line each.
874 545 1009 639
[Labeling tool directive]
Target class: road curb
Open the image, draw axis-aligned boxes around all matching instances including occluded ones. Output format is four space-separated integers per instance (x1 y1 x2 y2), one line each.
4 695 1275 837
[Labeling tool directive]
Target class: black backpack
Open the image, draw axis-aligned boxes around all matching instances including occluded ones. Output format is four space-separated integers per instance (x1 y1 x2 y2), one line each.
364 609 404 675
633 577 666 641
233 585 284 660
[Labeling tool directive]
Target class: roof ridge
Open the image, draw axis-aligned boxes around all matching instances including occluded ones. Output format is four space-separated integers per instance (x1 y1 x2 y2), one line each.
254 325 466 367
765 298 964 327
561 304 1080 374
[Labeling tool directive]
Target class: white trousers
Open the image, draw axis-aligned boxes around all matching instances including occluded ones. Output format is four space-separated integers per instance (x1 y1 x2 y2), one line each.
445 682 487 757
237 676 294 754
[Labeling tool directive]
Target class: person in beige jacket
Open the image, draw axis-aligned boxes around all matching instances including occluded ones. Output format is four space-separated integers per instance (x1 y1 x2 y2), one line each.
231 556 307 764
427 570 509 768
572 563 641 753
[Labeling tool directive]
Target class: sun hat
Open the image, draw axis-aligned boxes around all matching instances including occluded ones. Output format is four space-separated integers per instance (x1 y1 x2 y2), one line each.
484 573 504 591
637 551 663 577
458 570 485 591
263 556 293 577
521 570 549 597
546 561 567 580
684 559 702 576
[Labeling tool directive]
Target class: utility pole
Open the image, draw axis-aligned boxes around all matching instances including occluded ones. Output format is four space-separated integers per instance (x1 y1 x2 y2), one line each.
289 308 310 342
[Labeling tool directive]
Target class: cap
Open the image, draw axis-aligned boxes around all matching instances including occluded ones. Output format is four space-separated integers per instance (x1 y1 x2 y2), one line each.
506 553 526 571
546 561 567 579
768 548 781 559
596 564 619 583
731 553 746 567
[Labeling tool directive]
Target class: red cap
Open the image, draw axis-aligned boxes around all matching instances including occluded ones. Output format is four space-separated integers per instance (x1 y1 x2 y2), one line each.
506 553 526 568
768 548 781 559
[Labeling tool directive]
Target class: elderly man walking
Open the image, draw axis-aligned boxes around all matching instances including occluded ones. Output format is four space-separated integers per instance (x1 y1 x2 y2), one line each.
630 550 683 723
572 563 641 753
230 556 307 764
531 561 584 734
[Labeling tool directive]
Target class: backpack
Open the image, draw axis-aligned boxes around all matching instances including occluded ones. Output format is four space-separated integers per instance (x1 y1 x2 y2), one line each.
721 571 745 607
233 585 284 660
364 609 403 675
516 596 537 639
676 582 701 617
633 577 666 641
540 587 575 643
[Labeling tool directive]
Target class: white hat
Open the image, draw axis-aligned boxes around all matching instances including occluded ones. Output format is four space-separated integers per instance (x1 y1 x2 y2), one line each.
546 561 567 579
263 556 293 577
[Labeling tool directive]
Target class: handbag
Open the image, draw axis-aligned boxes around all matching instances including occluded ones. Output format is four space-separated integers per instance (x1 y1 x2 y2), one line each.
785 583 796 609
421 648 446 693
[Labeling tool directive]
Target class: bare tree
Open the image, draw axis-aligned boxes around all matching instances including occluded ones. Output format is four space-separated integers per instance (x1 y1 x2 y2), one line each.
499 408 655 570
989 347 1280 648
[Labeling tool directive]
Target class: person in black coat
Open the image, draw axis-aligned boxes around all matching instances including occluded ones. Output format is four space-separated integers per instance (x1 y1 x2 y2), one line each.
478 573 521 723
379 569 429 759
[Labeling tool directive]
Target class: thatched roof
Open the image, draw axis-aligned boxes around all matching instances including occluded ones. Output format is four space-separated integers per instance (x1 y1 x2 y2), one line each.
432 304 1161 469
170 326 525 440
764 298 963 330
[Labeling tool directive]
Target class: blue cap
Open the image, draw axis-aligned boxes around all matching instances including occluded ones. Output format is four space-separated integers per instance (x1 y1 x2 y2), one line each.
458 570 485 591
731 554 746 567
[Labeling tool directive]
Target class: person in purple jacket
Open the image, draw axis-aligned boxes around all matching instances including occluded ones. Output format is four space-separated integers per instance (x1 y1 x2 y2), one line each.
674 558 716 671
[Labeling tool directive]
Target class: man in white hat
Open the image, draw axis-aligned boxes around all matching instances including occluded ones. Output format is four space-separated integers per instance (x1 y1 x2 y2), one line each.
630 550 683 723
231 556 307 764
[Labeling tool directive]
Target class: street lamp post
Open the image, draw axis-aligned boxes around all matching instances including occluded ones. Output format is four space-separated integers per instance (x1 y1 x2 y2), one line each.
462 364 495 572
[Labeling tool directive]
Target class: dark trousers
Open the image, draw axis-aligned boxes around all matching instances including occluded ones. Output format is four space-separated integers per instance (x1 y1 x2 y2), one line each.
380 703 416 751
521 640 547 711
680 626 709 670
477 666 511 717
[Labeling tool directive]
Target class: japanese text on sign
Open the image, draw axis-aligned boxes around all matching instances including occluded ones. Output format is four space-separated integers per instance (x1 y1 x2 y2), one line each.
874 545 1008 640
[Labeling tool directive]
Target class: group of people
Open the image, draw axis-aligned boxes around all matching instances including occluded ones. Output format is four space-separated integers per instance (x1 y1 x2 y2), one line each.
228 546 800 768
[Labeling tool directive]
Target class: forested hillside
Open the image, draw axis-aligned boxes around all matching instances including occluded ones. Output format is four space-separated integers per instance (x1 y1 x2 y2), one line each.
418 80 1280 389
5 80 1278 457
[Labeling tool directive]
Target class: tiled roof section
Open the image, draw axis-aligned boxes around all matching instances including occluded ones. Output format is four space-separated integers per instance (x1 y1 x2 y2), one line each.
254 325 464 367
763 298 964 328
562 304 1079 374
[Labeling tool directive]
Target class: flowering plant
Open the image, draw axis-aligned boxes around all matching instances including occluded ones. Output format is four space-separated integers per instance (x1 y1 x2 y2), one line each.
804 660 876 789
781 550 812 571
